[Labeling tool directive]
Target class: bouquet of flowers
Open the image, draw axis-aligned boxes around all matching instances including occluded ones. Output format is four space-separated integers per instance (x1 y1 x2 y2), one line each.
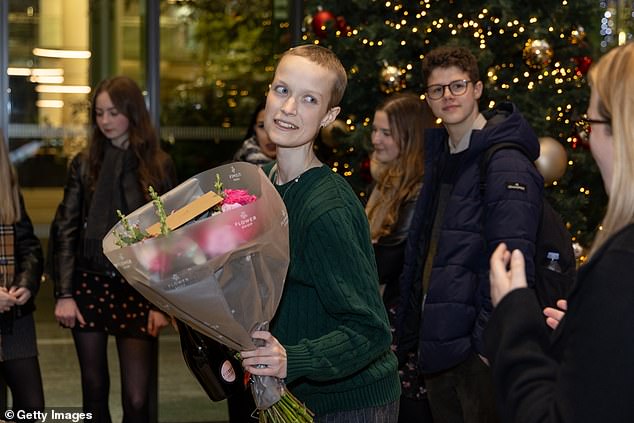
102 162 313 422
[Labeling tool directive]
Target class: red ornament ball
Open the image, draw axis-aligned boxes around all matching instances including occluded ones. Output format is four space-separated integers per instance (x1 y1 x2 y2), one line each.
574 55 593 76
312 10 336 38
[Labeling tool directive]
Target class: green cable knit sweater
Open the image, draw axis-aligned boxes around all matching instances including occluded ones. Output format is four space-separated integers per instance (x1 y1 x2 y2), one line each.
270 164 400 416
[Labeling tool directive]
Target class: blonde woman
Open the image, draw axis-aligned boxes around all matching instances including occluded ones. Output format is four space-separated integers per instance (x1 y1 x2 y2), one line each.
366 93 433 304
487 42 634 422
366 93 436 422
0 133 45 419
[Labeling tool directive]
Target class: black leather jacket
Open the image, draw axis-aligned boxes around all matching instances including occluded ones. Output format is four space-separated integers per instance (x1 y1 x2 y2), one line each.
6 193 43 317
374 195 418 307
48 152 176 298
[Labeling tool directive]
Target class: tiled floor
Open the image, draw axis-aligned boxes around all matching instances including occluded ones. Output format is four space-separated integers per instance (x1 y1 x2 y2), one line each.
31 281 230 423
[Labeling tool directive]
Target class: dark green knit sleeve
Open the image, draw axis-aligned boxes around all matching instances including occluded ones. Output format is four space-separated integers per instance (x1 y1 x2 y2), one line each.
284 193 393 383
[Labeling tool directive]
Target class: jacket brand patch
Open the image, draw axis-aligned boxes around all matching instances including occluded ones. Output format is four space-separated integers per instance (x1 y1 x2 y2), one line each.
506 182 526 192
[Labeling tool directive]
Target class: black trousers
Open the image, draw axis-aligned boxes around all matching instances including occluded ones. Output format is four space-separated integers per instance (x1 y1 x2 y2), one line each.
424 354 500 423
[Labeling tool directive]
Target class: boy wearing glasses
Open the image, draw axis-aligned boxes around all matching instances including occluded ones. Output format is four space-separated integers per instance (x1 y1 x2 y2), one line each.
397 46 543 423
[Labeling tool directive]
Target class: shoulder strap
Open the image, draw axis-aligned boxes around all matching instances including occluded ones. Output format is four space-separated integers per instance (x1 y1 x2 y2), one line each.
479 142 532 195
422 183 452 296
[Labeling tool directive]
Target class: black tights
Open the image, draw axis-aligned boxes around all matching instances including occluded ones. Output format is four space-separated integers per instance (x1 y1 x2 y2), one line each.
1 357 44 421
72 331 157 423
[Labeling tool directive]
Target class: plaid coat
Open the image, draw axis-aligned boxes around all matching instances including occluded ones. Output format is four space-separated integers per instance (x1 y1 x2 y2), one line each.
0 192 43 360
0 193 43 313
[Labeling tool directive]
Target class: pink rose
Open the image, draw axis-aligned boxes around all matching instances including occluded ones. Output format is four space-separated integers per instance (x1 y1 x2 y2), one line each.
135 244 171 274
134 238 206 276
197 223 241 258
222 189 257 206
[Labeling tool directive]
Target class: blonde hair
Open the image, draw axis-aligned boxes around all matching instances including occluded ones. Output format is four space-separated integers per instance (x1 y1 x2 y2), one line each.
588 42 634 257
0 133 21 224
366 93 435 240
281 44 347 109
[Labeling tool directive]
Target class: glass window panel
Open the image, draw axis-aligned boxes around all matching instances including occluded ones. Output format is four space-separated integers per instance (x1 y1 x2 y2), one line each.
8 0 91 186
117 0 144 82
159 0 286 180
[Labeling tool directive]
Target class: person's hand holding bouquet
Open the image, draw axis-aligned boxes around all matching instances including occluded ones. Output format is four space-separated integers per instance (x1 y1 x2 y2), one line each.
241 331 287 379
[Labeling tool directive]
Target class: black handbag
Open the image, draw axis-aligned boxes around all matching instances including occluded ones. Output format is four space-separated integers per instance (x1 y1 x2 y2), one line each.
176 319 246 402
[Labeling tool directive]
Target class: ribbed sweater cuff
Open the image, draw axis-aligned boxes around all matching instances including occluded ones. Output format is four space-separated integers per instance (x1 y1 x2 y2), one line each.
285 344 312 383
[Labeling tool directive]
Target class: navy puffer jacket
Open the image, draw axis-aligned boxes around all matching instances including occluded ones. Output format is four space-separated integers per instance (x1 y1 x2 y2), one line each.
397 102 543 373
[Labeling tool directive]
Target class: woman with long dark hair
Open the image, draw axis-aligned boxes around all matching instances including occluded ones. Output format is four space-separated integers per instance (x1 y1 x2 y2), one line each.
50 76 177 422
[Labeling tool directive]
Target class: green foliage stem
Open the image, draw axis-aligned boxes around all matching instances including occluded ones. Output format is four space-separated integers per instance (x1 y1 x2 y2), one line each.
149 186 171 236
112 210 150 247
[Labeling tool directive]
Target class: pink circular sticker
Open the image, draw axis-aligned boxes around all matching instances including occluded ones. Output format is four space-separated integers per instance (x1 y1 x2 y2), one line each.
221 360 236 383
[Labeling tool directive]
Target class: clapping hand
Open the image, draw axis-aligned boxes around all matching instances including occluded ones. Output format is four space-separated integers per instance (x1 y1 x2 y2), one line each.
490 243 528 307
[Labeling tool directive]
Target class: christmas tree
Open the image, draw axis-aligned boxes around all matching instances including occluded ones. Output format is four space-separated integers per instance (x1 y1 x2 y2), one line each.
304 0 606 250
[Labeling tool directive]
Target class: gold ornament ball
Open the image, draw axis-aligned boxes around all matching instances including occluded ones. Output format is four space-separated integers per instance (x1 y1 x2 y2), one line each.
535 136 567 186
321 119 348 148
569 25 586 45
523 39 554 70
380 65 405 93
